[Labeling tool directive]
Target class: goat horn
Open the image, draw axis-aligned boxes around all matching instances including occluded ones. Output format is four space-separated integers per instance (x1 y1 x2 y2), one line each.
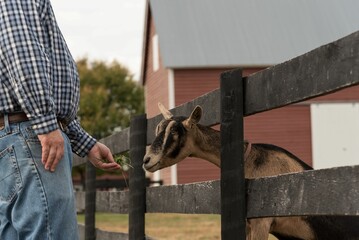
158 102 173 120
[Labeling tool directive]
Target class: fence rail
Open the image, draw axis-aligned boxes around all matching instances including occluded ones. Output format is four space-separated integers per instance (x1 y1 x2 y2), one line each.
74 30 359 239
76 164 359 216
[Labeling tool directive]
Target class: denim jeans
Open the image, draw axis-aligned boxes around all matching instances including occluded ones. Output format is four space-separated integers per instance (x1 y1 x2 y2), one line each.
0 117 79 240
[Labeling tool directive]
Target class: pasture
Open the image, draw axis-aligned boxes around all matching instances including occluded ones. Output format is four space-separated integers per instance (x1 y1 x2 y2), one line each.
78 213 278 239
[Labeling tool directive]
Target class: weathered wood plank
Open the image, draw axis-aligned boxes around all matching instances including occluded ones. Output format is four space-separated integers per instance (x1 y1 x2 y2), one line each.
129 115 147 239
145 165 359 216
145 180 220 214
75 191 86 213
220 69 246 239
244 31 359 115
75 165 359 216
246 165 359 217
96 191 129 214
100 128 130 155
75 191 130 214
85 162 96 240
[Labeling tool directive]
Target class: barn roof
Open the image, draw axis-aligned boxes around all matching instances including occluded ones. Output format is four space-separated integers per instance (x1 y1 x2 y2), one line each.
147 0 359 69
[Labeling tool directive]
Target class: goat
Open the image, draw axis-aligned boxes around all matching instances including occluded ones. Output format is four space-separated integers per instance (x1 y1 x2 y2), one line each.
143 103 359 240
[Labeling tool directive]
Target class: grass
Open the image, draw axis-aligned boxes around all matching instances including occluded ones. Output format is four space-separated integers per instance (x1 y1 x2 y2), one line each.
78 213 278 239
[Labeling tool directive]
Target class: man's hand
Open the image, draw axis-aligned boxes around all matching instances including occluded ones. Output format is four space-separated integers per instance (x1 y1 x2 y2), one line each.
88 142 121 171
38 129 64 172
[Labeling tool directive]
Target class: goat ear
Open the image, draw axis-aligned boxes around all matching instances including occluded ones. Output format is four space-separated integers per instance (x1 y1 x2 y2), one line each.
158 102 173 120
187 105 202 126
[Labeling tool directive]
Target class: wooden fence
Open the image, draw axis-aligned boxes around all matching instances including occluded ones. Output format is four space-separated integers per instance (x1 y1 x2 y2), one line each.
74 30 359 239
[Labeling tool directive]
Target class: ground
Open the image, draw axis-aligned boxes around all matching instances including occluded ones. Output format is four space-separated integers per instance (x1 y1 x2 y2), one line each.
78 213 278 239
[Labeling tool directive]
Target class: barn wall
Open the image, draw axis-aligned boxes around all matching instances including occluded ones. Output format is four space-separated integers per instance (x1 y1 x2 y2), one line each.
311 84 359 102
174 68 264 106
143 15 172 185
144 17 169 118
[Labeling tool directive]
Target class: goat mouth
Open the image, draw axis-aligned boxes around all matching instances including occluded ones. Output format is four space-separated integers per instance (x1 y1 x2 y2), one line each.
144 162 160 172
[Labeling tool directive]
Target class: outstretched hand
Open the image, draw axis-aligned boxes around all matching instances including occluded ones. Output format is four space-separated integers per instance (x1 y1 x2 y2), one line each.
87 142 122 171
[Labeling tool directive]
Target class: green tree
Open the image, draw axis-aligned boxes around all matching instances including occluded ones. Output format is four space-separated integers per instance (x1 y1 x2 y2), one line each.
77 58 144 139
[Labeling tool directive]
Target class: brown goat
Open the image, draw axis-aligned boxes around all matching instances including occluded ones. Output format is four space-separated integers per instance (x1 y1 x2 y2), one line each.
143 103 359 240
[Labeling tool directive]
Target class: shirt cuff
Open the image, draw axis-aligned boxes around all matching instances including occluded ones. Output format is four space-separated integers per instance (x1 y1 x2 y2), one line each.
30 112 59 135
65 120 97 157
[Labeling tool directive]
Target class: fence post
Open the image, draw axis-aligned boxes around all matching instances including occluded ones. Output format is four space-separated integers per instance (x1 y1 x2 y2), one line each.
220 69 246 239
85 161 96 240
129 114 147 240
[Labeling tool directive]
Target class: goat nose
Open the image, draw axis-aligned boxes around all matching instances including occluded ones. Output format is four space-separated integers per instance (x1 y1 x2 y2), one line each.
144 156 151 164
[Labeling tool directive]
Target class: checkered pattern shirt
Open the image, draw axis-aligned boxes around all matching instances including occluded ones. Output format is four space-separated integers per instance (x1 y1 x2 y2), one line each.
0 0 96 157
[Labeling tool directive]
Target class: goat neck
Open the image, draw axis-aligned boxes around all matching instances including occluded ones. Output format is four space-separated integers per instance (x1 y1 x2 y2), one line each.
189 125 221 167
190 124 252 168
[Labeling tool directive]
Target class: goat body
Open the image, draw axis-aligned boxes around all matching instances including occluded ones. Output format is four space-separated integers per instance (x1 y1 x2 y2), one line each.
143 103 359 240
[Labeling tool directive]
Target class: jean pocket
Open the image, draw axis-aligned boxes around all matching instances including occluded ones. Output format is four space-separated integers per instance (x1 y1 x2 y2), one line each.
0 146 22 203
23 125 40 143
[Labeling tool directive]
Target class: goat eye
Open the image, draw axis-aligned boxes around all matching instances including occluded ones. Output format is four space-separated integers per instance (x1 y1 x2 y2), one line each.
170 128 176 134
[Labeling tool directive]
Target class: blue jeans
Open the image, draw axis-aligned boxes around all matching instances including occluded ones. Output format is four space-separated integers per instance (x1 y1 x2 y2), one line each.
0 117 79 239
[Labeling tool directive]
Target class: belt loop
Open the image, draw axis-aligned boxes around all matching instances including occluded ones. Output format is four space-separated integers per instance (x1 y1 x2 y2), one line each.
4 114 11 134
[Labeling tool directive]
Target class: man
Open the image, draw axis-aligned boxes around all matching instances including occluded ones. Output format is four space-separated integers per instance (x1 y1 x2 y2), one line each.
0 0 121 239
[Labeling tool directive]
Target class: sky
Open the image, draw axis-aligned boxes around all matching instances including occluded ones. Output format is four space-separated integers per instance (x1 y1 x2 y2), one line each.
51 0 146 80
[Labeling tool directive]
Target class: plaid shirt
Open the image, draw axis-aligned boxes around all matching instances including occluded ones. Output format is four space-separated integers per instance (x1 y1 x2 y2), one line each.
0 0 96 157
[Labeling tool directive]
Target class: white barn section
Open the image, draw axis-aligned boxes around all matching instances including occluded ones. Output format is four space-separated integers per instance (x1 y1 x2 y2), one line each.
311 103 359 169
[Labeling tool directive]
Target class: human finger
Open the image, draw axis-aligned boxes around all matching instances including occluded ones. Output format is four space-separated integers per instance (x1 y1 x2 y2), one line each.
41 143 50 165
44 145 57 171
89 157 121 170
101 162 122 170
49 146 64 172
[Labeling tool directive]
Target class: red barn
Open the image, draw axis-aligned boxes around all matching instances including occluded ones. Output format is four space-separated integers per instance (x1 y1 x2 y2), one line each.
140 0 359 185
